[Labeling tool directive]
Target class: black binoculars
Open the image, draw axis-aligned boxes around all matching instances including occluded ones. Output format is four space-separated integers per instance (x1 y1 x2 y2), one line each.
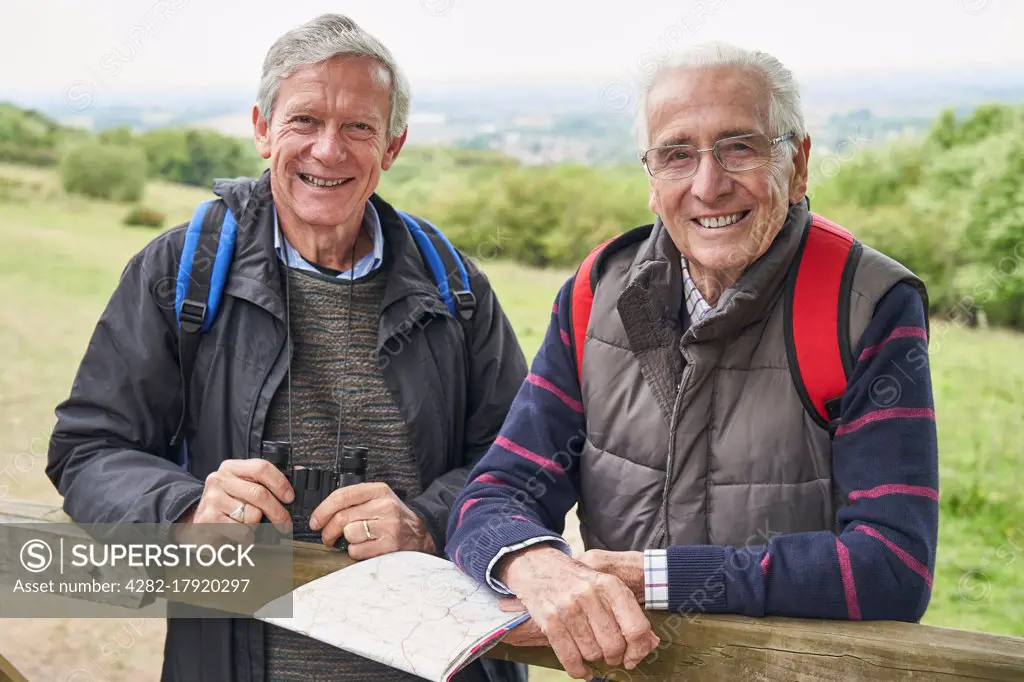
260 440 368 549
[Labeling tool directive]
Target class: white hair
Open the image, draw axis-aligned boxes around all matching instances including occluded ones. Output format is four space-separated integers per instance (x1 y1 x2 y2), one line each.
634 42 806 157
256 13 410 139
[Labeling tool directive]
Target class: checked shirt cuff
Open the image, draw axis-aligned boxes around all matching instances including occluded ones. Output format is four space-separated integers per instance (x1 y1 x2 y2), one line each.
644 549 669 610
485 535 572 595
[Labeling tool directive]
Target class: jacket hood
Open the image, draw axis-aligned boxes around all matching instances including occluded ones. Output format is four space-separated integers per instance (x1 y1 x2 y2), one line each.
212 170 266 224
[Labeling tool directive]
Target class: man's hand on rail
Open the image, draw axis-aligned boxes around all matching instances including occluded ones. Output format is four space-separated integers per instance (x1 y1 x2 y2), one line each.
495 545 660 679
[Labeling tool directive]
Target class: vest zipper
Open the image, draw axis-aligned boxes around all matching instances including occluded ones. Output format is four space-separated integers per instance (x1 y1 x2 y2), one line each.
657 364 690 548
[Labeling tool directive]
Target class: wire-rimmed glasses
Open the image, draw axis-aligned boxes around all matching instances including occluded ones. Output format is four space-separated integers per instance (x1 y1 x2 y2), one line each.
642 132 794 180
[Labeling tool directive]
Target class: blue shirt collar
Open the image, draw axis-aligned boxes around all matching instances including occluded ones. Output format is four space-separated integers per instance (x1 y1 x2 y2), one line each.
273 199 385 279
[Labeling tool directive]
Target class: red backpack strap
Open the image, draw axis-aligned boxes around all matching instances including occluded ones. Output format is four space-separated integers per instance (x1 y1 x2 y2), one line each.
785 213 862 430
568 225 654 387
570 236 618 387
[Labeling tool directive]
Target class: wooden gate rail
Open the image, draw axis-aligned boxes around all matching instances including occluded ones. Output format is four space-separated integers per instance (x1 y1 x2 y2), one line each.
2 499 1022 680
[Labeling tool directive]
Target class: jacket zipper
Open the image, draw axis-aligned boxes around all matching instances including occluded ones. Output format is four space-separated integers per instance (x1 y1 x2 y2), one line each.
245 331 289 459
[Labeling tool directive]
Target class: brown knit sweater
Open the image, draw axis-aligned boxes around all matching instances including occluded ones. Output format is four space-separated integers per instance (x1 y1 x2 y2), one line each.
261 265 426 682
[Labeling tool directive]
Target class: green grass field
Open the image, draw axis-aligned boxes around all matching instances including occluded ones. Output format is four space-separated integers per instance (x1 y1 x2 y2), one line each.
0 163 1021 680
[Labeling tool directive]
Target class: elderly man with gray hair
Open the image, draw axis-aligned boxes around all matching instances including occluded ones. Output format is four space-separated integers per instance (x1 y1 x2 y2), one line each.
47 14 528 682
447 43 939 679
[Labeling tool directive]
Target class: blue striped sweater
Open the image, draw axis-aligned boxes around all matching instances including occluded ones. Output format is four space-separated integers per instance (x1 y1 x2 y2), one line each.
445 276 939 622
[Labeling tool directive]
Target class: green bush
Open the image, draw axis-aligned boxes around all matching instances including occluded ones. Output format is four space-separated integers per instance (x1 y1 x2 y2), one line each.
137 127 261 188
0 103 89 167
122 205 166 228
928 103 1023 150
0 141 59 166
0 175 26 202
812 102 1024 329
809 138 926 209
98 125 136 146
380 155 652 268
59 142 147 202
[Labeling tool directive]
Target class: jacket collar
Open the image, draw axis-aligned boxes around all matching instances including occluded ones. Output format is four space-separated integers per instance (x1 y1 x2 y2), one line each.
619 199 810 345
613 200 810 423
370 193 455 349
212 171 451 335
213 170 284 321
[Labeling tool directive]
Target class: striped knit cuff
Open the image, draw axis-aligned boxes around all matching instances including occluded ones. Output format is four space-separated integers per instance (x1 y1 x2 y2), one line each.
644 549 669 610
666 545 728 614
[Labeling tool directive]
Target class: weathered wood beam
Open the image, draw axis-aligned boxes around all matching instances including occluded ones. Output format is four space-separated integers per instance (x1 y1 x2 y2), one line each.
0 498 351 615
0 652 29 682
487 616 1024 681
3 499 1023 680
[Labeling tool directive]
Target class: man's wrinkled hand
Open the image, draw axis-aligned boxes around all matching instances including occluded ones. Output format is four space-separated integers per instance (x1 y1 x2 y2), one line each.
577 549 646 603
190 459 294 525
495 545 660 680
498 598 549 647
309 482 435 559
172 459 295 545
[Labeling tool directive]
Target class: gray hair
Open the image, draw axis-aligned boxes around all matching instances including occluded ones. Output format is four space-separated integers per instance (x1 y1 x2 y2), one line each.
256 13 410 139
634 42 805 157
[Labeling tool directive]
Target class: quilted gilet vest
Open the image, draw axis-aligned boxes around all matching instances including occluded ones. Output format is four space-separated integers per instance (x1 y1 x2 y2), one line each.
576 201 924 550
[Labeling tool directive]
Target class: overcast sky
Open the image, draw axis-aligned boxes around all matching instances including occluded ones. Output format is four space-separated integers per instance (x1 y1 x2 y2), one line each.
3 0 1023 98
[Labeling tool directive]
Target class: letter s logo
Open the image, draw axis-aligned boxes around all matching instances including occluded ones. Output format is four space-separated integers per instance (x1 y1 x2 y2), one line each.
20 539 53 573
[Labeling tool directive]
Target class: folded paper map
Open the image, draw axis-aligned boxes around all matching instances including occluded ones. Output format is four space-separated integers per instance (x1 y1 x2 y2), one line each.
255 551 530 682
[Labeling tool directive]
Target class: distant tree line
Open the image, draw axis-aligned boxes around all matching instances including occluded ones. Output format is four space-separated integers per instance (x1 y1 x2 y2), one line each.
0 103 263 195
379 147 653 268
0 103 83 166
3 100 1023 328
809 103 1024 329
383 103 1024 329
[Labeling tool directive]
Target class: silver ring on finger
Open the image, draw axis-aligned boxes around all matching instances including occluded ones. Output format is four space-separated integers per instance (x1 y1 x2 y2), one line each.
229 502 246 523
363 518 376 541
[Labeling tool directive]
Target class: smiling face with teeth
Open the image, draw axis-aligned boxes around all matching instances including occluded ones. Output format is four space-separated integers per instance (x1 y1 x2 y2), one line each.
253 55 406 262
644 65 810 304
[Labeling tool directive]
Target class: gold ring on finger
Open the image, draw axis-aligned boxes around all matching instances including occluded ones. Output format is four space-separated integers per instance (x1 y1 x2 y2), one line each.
229 502 246 523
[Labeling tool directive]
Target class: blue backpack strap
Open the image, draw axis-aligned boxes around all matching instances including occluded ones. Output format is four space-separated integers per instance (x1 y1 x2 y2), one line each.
396 209 476 321
175 200 238 332
170 199 238 448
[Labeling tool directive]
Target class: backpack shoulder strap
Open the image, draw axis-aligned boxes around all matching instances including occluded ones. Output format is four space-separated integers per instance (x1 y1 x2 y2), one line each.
396 209 476 322
568 225 654 387
784 212 862 431
170 198 238 446
569 238 616 387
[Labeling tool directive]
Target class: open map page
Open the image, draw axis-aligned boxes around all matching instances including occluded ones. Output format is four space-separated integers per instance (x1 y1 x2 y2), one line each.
255 551 530 681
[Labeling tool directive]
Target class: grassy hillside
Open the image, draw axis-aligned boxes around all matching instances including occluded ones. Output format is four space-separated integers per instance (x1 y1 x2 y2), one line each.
0 164 1021 681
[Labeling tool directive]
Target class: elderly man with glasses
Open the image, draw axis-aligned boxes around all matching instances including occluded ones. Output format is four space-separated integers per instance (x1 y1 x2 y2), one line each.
446 43 939 679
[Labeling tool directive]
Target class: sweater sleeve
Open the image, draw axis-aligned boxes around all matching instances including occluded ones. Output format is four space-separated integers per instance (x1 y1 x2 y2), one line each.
445 277 587 593
658 282 939 622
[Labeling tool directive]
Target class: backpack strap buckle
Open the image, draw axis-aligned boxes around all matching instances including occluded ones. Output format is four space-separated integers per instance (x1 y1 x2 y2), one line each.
178 299 207 334
453 289 476 320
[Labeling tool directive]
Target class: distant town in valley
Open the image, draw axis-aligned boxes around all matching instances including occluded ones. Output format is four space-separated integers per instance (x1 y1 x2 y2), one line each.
7 66 1024 167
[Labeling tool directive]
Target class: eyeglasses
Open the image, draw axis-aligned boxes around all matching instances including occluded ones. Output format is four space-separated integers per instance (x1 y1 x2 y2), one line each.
641 132 794 180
